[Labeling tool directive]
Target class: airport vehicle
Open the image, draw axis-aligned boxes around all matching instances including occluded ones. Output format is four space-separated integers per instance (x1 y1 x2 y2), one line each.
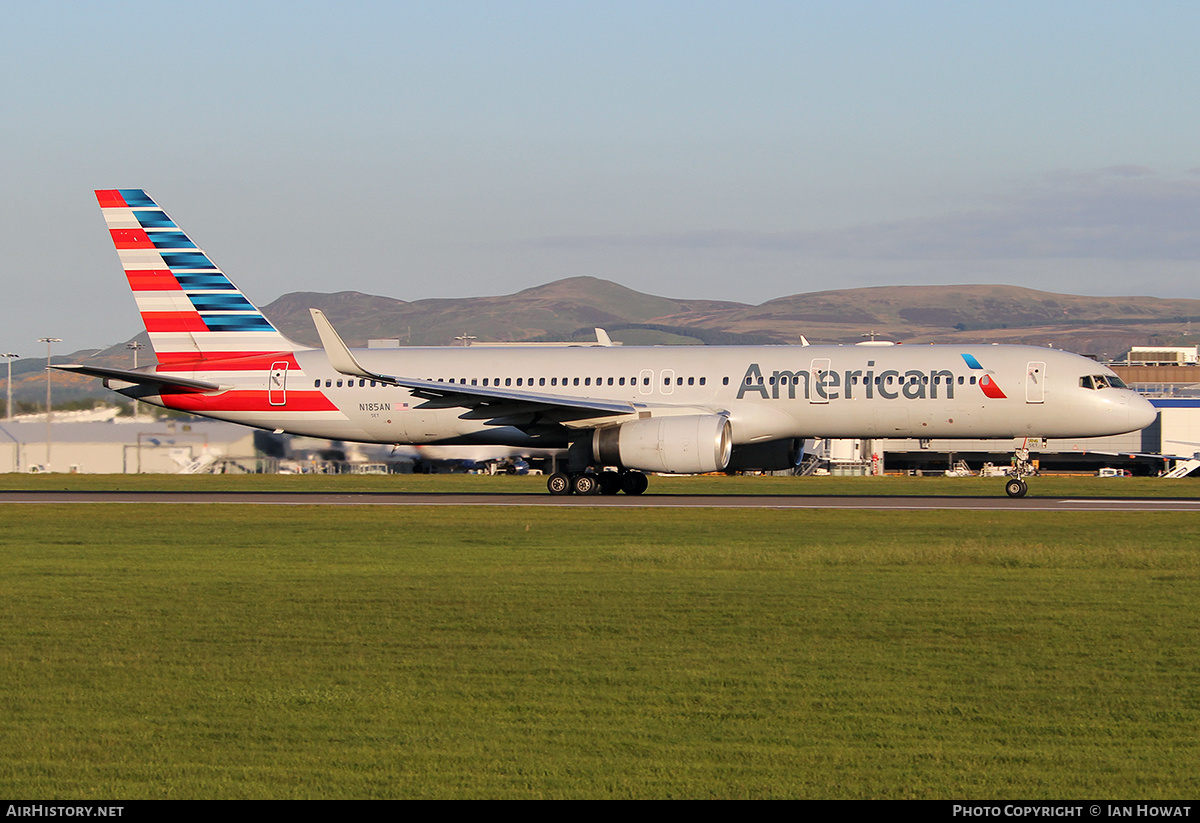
58 190 1158 497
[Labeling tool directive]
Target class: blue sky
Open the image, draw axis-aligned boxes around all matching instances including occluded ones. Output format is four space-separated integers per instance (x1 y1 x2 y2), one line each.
3 1 1200 354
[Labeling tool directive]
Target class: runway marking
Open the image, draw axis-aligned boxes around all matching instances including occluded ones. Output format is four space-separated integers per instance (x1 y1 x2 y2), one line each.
1058 498 1200 505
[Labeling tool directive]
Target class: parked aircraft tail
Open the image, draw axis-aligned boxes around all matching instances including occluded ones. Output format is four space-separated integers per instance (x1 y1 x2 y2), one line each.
94 189 298 365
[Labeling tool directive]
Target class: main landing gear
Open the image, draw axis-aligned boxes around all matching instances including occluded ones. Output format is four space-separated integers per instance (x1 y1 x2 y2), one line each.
546 469 648 496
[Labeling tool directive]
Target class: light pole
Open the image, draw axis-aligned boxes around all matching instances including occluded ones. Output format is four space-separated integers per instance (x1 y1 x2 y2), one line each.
2 353 17 419
126 341 145 417
38 337 61 470
127 340 144 369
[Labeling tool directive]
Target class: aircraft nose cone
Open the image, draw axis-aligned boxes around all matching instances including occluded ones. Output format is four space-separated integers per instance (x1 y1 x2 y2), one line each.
1127 393 1157 431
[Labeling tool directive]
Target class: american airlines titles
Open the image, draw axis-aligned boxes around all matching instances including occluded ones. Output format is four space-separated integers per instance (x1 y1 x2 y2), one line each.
735 361 990 402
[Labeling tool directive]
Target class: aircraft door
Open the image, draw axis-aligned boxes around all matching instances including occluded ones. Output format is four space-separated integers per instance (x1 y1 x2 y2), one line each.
810 358 831 404
1026 361 1045 404
660 369 675 395
269 361 288 406
639 368 653 396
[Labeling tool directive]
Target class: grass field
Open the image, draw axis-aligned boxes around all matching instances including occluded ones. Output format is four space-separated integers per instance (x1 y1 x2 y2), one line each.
1 477 1198 798
1 470 1198 498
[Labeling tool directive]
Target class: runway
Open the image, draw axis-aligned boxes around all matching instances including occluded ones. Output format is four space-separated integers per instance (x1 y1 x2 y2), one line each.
2 490 1198 511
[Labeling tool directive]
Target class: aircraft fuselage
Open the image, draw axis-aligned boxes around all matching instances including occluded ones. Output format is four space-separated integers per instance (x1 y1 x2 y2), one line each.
124 343 1154 447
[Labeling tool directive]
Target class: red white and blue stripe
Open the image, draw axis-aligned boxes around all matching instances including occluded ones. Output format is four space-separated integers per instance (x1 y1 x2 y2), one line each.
95 189 296 365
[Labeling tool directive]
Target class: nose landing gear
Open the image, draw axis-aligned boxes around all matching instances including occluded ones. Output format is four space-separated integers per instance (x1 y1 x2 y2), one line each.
1004 447 1034 498
1004 477 1028 498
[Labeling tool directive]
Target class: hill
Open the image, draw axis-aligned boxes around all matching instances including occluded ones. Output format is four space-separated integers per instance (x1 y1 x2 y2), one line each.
14 279 1200 406
262 276 750 347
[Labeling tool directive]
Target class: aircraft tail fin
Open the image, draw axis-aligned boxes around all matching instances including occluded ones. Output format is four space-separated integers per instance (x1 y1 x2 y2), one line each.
95 189 298 365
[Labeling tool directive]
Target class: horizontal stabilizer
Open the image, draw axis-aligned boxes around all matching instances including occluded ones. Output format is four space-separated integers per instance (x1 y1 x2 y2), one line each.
52 364 223 392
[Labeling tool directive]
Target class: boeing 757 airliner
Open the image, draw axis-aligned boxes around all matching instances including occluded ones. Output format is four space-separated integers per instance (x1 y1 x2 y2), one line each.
57 190 1157 497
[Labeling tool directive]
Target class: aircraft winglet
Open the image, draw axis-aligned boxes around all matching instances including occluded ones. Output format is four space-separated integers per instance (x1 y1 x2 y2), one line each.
309 309 398 384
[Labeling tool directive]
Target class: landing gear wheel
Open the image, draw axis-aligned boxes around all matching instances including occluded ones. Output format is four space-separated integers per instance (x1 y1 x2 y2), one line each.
598 471 622 495
1005 478 1028 498
547 473 572 495
572 473 600 495
620 471 649 495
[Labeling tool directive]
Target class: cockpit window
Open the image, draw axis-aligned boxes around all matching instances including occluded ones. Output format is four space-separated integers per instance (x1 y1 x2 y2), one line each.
1080 374 1125 390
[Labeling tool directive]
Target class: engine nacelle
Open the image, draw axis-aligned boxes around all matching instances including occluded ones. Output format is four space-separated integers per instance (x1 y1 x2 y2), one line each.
592 414 732 474
726 437 806 472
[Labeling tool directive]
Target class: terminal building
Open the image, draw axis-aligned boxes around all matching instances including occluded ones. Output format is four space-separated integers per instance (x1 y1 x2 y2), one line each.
0 410 262 474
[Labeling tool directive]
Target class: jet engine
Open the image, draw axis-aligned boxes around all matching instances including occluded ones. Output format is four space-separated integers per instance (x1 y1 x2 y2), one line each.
592 414 732 474
726 437 806 472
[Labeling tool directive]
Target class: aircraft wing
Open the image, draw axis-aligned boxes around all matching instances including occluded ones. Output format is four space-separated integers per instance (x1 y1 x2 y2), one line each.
1074 448 1200 461
387 375 639 415
51 364 224 392
309 309 643 424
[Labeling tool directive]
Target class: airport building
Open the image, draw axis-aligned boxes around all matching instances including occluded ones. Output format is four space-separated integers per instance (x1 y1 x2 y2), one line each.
0 413 261 474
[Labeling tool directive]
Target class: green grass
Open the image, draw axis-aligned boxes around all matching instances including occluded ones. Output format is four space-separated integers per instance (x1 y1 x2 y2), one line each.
0 471 1197 498
1 504 1197 798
